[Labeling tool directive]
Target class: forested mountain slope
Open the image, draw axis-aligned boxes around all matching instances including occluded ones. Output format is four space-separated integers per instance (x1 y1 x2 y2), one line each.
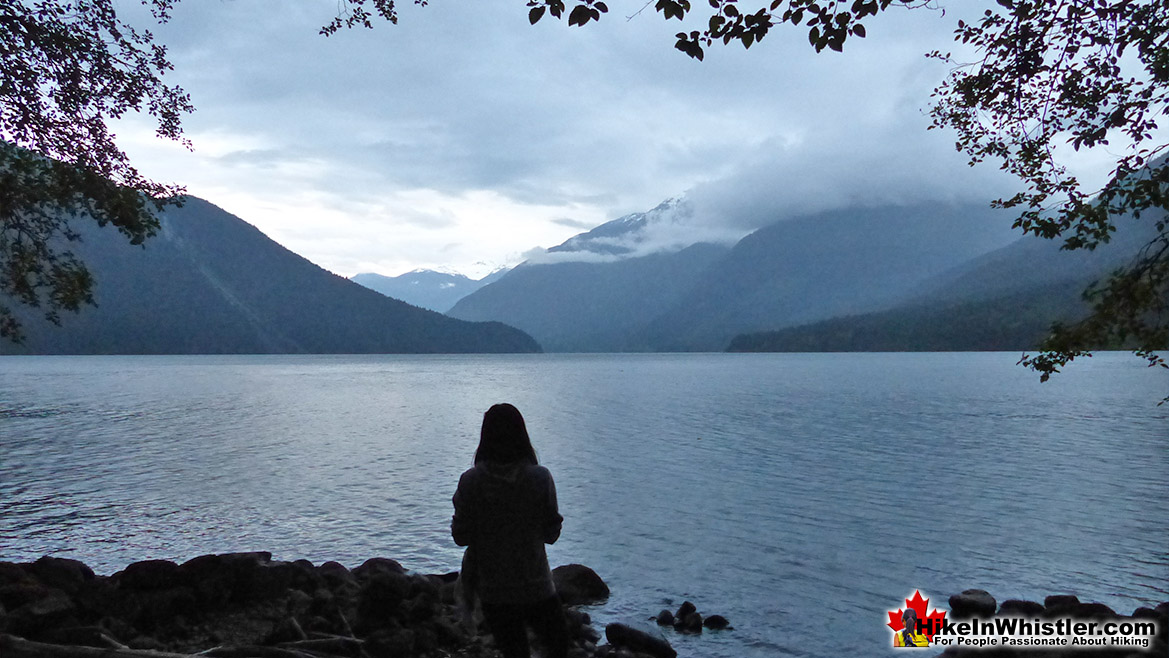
1 198 540 354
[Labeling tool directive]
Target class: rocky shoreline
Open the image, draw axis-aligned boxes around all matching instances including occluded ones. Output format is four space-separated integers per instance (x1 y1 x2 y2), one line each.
0 553 700 658
0 553 599 658
1 553 1165 658
934 589 1167 658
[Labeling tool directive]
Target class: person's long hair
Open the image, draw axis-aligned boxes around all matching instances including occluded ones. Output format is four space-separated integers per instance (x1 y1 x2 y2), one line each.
474 403 538 465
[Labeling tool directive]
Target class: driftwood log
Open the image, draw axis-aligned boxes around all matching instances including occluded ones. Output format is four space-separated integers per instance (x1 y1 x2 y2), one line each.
0 635 366 658
0 634 202 658
198 645 337 658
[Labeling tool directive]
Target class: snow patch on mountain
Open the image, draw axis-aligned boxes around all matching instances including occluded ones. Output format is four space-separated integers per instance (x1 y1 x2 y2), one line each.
526 196 749 265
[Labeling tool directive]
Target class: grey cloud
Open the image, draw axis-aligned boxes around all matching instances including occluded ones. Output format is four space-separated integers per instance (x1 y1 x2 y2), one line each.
687 129 1020 235
551 217 596 229
213 148 293 167
523 250 621 266
127 0 1043 276
520 196 744 266
518 246 551 262
370 205 460 230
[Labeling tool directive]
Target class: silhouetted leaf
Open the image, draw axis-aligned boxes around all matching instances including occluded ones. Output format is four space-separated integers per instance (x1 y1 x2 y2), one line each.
569 4 590 25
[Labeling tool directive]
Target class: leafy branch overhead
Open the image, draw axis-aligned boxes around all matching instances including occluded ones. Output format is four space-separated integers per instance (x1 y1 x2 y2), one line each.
922 0 1168 379
532 0 921 58
0 0 193 341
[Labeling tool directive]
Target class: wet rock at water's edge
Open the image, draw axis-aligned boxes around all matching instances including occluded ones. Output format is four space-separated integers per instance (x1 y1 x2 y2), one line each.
553 564 610 605
604 622 677 658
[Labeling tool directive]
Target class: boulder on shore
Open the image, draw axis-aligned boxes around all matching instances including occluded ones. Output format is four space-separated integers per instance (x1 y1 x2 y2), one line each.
552 564 610 606
948 589 996 618
604 622 676 658
702 614 732 630
674 612 702 634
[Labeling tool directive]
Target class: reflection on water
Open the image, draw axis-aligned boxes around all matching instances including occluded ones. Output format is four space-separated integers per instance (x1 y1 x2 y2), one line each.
1 352 1166 656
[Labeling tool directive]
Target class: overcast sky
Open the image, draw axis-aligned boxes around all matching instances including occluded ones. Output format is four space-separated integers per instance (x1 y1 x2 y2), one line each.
109 0 1114 279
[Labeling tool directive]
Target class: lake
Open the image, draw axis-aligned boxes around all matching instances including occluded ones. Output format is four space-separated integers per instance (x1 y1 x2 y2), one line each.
1 352 1166 656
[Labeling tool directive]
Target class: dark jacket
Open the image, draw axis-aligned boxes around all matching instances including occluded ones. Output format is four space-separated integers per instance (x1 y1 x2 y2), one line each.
452 461 563 604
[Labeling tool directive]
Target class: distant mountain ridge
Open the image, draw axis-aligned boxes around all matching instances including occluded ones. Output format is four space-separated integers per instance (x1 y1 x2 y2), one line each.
449 199 1018 352
449 242 731 351
728 209 1163 352
1 197 540 354
447 196 735 351
638 201 1019 350
351 268 509 313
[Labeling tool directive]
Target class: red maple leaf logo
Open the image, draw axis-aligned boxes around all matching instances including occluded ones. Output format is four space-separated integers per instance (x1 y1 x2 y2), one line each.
887 590 947 641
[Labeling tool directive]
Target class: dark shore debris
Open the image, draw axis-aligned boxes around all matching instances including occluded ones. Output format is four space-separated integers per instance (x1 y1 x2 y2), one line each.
0 554 618 658
2 558 1164 658
650 600 733 634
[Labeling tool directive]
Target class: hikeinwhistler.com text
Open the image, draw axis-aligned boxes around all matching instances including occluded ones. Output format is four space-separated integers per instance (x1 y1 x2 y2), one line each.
923 616 1159 649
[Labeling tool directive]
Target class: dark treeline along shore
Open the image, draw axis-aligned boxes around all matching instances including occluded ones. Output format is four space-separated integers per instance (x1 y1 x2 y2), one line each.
0 553 1165 658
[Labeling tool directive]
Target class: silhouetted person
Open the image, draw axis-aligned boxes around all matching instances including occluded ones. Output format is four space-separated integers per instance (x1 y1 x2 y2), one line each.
452 403 568 658
895 608 929 647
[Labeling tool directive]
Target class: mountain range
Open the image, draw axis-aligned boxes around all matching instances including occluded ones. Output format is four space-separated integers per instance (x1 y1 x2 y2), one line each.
447 199 1029 351
450 242 731 352
729 208 1163 352
8 190 1156 357
0 197 540 354
351 268 508 313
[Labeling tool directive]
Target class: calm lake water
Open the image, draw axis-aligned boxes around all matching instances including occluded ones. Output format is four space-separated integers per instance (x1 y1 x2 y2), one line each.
1 352 1166 656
